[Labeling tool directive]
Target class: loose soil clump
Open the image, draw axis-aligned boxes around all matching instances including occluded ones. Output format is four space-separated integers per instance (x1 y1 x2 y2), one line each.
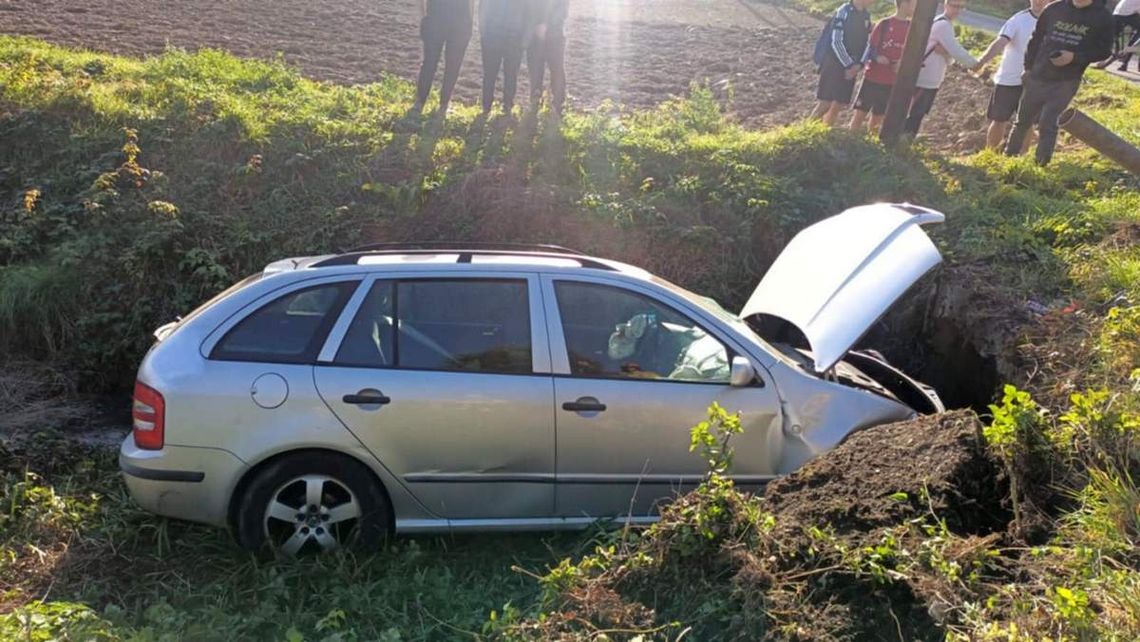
764 409 1011 537
512 411 1014 641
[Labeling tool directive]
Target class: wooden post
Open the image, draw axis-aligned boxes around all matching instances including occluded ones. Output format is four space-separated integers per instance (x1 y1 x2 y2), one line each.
880 0 941 145
1059 108 1140 175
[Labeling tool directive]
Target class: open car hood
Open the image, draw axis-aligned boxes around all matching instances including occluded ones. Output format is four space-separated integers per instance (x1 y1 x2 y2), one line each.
740 203 945 374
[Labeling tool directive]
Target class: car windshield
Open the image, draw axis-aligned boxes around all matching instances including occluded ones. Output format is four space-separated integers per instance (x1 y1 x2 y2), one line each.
651 276 810 369
651 277 752 334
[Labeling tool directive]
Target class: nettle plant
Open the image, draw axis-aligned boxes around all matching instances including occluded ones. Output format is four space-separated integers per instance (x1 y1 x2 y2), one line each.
689 401 744 478
668 403 773 553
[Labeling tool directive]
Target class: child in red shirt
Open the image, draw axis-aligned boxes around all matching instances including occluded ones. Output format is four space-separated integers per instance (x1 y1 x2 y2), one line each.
850 0 916 133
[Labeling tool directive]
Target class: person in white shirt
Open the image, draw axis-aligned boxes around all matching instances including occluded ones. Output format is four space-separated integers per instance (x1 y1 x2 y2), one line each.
903 0 982 136
975 0 1048 149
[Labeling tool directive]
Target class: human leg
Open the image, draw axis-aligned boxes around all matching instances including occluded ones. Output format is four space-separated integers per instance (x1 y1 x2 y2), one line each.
1033 78 1081 166
547 31 566 115
415 17 447 111
903 88 937 136
815 58 853 126
1004 77 1047 156
985 84 1022 149
822 102 844 126
481 34 504 113
438 20 472 113
502 43 524 114
1121 27 1140 71
527 42 545 109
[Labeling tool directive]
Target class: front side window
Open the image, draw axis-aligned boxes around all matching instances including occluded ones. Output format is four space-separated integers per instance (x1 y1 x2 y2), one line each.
333 279 532 374
554 281 730 383
212 282 356 363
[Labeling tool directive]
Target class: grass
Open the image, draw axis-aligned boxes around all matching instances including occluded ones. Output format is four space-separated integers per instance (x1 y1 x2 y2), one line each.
1 439 594 640
2 34 1140 640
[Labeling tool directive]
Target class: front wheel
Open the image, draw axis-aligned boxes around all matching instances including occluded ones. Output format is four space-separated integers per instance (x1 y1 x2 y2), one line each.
235 452 391 556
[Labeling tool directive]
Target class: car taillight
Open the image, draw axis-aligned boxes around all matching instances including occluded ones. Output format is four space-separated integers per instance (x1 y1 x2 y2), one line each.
132 381 165 450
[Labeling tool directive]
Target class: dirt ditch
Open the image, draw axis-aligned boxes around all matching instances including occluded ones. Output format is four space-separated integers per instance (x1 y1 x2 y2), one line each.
866 265 1031 414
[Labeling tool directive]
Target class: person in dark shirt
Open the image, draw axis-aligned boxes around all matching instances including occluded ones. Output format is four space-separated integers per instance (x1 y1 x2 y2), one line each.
479 0 533 115
811 0 874 126
1004 0 1113 165
527 0 569 116
413 0 475 116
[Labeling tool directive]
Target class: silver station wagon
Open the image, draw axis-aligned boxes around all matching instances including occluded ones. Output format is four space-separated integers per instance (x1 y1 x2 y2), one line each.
122 203 946 555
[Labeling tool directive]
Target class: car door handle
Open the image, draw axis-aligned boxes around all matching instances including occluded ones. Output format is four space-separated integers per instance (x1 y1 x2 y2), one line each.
343 391 391 405
562 398 606 412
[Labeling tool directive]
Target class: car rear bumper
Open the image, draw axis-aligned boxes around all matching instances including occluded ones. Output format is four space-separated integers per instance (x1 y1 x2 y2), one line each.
119 436 247 528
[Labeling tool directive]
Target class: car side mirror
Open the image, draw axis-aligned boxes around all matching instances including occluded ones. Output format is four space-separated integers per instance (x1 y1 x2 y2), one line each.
730 356 757 387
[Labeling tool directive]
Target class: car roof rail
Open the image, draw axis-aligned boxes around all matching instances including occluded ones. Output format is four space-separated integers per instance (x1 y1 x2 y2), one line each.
343 241 587 256
312 248 617 271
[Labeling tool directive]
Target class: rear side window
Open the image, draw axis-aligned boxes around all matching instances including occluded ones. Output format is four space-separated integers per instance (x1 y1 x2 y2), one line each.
333 279 532 374
212 282 356 363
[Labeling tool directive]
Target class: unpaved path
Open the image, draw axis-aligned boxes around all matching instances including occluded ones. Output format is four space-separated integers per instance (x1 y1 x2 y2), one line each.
0 0 997 150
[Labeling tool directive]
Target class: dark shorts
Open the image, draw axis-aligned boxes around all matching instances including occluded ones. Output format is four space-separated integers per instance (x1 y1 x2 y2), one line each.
854 79 892 115
817 57 856 104
986 83 1023 122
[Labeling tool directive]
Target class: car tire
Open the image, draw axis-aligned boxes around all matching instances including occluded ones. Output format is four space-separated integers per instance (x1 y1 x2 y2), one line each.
235 451 391 556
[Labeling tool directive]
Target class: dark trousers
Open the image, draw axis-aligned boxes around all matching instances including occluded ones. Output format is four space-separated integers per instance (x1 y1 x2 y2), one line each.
481 32 525 113
1004 75 1081 166
527 30 566 114
1116 15 1140 70
415 15 472 109
903 87 939 136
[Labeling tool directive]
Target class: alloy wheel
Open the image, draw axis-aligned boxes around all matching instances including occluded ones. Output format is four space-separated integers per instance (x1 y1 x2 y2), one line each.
263 474 361 556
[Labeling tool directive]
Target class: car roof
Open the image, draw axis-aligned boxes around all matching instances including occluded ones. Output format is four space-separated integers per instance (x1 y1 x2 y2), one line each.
261 242 653 280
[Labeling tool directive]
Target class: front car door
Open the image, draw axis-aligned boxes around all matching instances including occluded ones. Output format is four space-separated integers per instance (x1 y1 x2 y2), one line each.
542 275 783 518
313 273 555 521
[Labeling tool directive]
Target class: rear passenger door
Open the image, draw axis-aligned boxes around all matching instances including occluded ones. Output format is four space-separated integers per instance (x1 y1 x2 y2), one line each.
313 274 555 520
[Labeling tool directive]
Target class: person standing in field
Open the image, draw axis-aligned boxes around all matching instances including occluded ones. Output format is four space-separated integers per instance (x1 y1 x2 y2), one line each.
850 0 916 134
527 0 569 116
811 0 873 126
1096 0 1140 71
974 0 1048 149
1004 0 1113 164
413 0 475 116
904 0 981 137
479 0 533 115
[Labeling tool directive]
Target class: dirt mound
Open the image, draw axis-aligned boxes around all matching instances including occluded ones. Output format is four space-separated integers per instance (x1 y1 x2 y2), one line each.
764 409 1011 536
507 411 1014 641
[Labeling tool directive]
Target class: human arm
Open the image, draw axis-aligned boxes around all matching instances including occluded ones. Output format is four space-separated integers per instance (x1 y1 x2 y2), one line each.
1024 7 1048 72
830 6 859 68
976 33 1011 68
935 20 980 69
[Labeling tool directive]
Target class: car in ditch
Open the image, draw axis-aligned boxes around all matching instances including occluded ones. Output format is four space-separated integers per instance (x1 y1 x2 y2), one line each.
121 202 946 556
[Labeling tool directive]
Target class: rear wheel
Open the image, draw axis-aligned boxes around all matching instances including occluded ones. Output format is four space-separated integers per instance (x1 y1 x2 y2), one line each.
235 452 390 556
